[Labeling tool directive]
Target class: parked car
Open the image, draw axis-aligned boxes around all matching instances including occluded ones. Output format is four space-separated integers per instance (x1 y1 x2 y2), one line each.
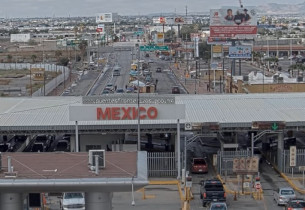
172 86 180 94
148 59 154 63
116 88 124 93
191 158 208 174
200 179 226 207
285 198 305 210
209 202 228 210
61 192 85 210
156 67 162 73
105 83 114 91
274 187 296 206
102 90 110 94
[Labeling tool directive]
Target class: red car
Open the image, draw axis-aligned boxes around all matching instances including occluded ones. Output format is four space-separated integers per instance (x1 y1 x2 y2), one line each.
191 158 208 173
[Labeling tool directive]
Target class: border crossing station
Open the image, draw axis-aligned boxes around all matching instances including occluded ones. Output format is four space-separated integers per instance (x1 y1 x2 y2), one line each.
1 93 305 208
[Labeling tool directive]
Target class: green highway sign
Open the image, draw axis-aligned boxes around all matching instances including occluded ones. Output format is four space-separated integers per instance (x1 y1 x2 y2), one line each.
140 45 169 51
271 123 279 131
134 31 144 35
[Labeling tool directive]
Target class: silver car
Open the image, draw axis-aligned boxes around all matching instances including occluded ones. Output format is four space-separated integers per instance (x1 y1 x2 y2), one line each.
273 187 296 206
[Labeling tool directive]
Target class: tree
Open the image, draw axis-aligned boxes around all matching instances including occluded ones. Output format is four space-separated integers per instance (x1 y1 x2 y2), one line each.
55 50 63 63
31 55 37 63
199 42 211 61
180 24 198 40
78 40 88 61
7 54 12 63
164 29 176 42
58 57 69 66
289 63 305 77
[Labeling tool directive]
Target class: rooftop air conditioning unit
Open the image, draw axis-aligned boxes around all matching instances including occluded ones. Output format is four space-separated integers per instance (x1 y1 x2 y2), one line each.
185 123 192 131
89 150 105 169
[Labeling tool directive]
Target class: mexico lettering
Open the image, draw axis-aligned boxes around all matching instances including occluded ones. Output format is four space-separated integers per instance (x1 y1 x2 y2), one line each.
96 107 158 120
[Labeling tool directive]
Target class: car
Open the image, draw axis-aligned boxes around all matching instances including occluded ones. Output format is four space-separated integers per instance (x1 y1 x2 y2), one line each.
143 69 151 76
172 86 180 94
274 187 296 206
159 55 165 60
102 90 110 94
145 53 150 57
148 59 154 63
156 67 162 73
285 198 305 210
296 58 305 64
105 83 114 91
32 142 45 152
191 158 208 173
61 192 85 210
209 202 227 210
116 88 124 93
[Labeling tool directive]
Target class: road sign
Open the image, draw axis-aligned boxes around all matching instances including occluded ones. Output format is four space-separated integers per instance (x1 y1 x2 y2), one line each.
255 183 261 190
290 146 297 167
252 121 285 130
233 157 259 173
299 166 305 171
134 31 144 36
271 123 279 131
139 45 169 51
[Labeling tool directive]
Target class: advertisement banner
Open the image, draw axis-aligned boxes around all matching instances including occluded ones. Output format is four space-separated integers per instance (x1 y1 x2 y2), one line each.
96 13 113 23
229 46 252 58
212 45 222 53
156 33 164 46
174 17 184 24
159 17 166 24
96 24 105 33
207 37 231 45
210 7 257 38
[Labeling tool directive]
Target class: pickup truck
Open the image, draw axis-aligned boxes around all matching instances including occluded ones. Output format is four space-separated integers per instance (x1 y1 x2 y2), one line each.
200 179 226 207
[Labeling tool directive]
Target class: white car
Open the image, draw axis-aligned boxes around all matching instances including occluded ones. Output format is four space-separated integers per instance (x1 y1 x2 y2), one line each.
274 187 296 206
61 192 85 210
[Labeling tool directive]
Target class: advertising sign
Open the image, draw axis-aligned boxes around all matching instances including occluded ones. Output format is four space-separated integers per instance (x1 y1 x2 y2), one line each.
96 13 113 23
156 33 164 46
212 45 222 53
229 46 252 58
174 17 184 24
210 7 257 39
31 68 45 81
96 24 105 33
207 37 231 45
159 17 166 24
69 104 185 121
290 146 297 167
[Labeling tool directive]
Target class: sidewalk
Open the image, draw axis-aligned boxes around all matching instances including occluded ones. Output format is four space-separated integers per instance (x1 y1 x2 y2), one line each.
171 63 214 95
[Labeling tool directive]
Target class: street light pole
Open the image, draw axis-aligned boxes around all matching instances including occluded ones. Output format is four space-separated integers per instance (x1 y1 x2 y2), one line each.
137 47 141 151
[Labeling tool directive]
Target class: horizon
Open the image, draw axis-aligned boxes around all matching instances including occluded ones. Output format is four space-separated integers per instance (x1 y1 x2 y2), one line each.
1 0 305 19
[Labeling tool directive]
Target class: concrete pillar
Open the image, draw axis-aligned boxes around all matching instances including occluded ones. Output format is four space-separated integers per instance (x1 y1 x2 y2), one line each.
85 192 112 210
70 135 76 152
0 193 23 210
277 132 284 172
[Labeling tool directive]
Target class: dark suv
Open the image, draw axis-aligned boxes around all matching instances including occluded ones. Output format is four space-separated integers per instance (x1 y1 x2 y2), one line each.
285 198 305 210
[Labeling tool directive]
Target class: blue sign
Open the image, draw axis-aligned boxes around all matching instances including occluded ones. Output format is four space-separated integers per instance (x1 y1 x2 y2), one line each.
229 46 252 59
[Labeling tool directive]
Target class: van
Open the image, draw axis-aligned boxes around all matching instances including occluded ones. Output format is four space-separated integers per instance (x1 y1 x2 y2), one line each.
61 192 85 210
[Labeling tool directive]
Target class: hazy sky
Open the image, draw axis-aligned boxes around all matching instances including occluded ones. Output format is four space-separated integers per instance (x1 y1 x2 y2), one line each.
1 0 305 18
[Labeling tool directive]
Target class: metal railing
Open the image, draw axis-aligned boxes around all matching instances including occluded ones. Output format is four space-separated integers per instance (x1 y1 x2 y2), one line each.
147 152 176 177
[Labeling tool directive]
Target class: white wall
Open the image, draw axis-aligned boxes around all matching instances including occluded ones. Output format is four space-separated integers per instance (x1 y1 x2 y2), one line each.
10 34 31 43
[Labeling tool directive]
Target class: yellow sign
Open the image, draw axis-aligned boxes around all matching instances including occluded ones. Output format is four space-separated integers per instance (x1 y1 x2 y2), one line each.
31 68 45 81
131 64 138 70
212 45 222 53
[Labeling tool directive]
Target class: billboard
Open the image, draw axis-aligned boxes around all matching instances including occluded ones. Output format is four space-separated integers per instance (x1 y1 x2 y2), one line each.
96 24 105 33
229 46 252 58
96 13 118 23
210 7 257 39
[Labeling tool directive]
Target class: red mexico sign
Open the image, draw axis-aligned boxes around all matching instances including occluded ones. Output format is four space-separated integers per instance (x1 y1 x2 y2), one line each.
97 106 158 120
